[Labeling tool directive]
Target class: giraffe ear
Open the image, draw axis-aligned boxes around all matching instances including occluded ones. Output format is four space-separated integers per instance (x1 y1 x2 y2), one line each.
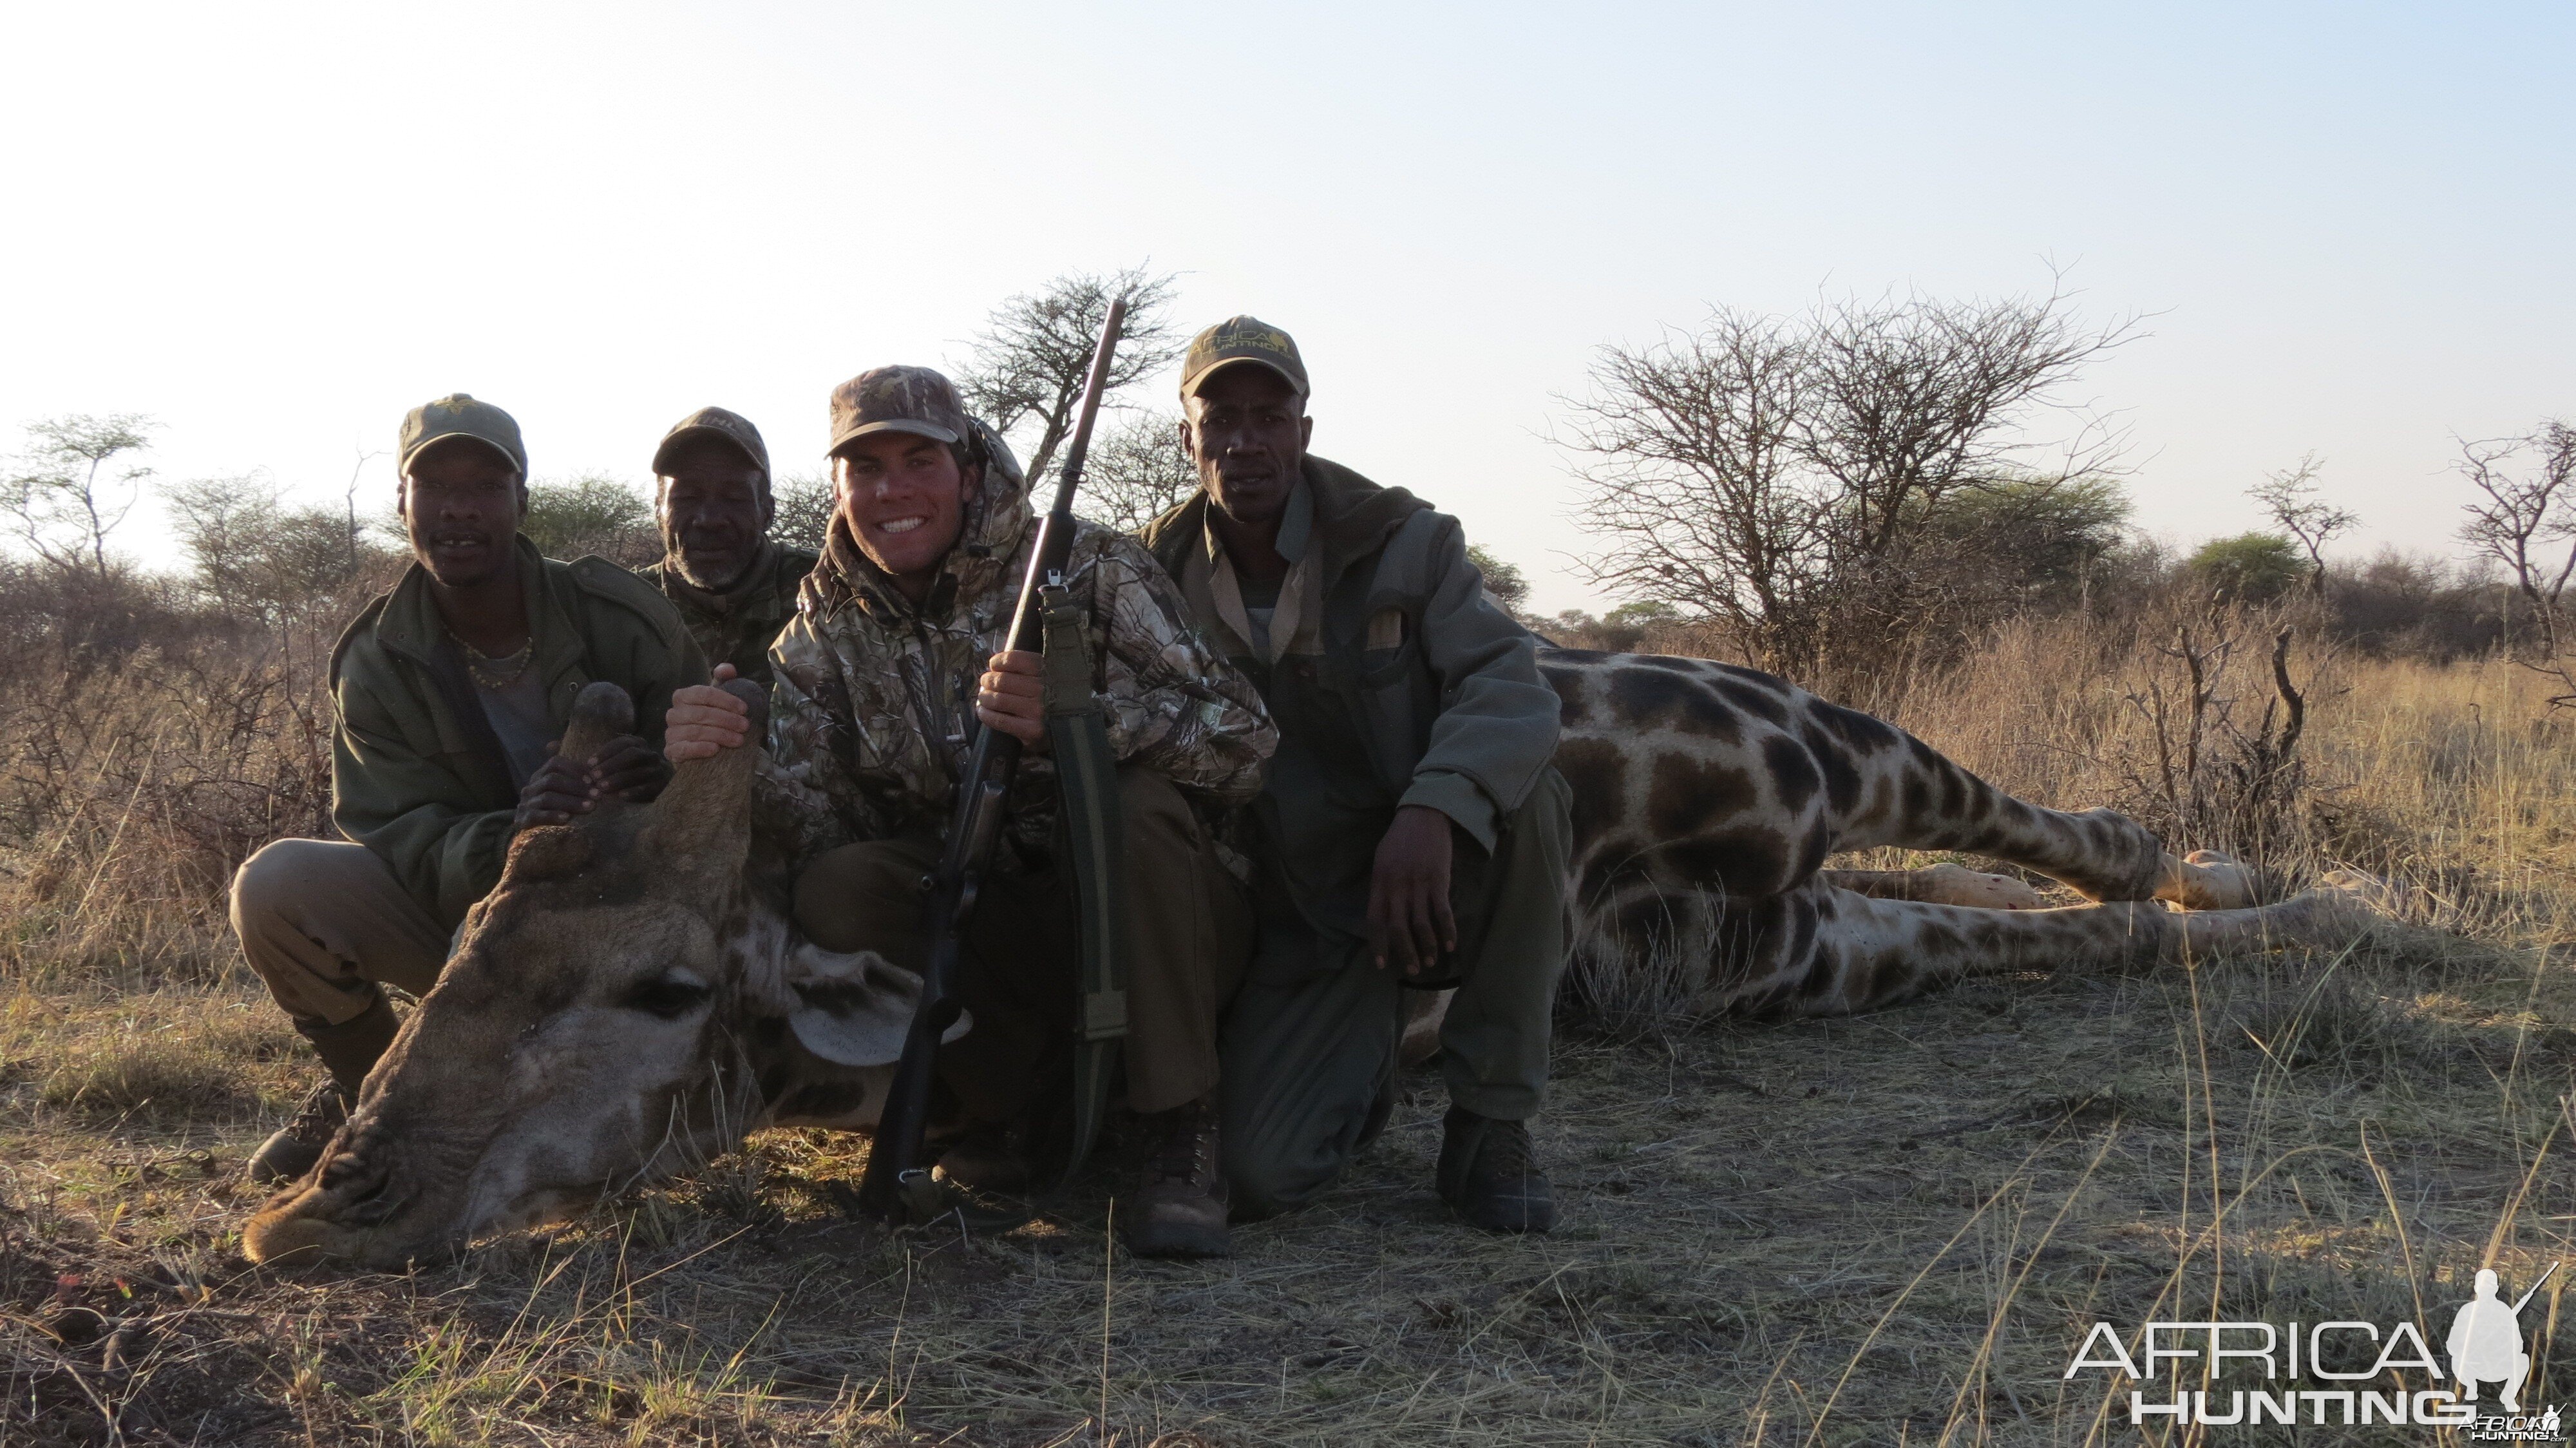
779 944 968 1067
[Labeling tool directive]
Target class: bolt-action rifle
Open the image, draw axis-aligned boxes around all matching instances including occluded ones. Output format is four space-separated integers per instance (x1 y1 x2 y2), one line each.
854 296 1130 1222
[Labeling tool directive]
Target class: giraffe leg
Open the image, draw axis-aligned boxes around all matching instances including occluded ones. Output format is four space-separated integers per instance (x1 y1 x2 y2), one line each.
1821 864 2047 910
1768 876 2382 1016
1829 721 2266 907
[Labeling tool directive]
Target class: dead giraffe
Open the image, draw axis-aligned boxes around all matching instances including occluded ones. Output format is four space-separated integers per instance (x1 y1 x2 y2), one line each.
1533 647 2380 1018
243 654 2386 1268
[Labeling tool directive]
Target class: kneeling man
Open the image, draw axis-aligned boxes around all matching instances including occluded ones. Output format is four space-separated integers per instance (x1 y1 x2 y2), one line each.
1142 319 1573 1232
666 367 1275 1256
233 394 705 1181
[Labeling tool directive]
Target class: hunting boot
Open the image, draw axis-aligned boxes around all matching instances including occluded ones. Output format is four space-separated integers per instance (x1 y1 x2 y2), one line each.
1123 1094 1230 1259
1436 1105 1557 1234
245 996 399 1185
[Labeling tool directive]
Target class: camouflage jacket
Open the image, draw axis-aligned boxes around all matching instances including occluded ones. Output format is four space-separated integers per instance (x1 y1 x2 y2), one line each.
636 541 819 690
756 432 1276 868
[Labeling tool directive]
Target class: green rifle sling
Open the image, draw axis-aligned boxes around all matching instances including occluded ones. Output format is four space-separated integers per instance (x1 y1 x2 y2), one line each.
1038 583 1126 1190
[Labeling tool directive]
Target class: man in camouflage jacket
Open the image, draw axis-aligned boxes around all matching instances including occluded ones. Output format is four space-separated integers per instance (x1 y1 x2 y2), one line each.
665 366 1275 1258
634 406 818 689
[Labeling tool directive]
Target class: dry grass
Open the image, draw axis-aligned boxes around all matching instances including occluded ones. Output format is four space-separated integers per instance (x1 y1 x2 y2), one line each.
6 625 2575 1444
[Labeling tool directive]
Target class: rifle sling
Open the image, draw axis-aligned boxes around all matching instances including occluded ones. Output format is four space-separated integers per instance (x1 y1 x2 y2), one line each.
1037 584 1127 1192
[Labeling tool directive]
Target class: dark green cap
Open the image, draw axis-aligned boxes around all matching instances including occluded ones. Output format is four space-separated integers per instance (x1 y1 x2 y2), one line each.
1180 316 1308 399
399 394 526 477
828 366 971 457
653 406 770 480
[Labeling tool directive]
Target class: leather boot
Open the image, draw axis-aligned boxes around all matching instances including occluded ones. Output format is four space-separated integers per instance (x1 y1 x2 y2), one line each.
1122 1095 1231 1259
1436 1105 1557 1234
244 997 399 1186
245 1080 350 1185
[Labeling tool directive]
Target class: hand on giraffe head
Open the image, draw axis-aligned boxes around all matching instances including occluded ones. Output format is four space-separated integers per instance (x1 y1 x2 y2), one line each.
667 663 754 762
1368 805 1458 975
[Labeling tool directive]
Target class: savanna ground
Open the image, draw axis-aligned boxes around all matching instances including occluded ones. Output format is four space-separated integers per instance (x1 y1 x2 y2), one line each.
5 606 2575 1446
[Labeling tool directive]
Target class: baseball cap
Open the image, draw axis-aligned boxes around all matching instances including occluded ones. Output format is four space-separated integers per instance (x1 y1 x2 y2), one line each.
399 394 526 477
1179 316 1309 400
652 406 770 479
828 366 972 457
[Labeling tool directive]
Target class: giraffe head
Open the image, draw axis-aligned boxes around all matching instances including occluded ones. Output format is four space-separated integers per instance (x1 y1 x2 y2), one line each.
243 681 922 1270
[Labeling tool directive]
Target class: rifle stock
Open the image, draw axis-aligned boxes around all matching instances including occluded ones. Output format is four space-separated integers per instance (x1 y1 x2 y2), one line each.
855 296 1130 1221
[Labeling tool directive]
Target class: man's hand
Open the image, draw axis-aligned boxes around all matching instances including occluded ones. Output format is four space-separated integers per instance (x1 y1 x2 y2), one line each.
666 662 752 762
515 748 597 830
1367 805 1457 975
975 649 1049 750
515 732 674 829
592 734 672 803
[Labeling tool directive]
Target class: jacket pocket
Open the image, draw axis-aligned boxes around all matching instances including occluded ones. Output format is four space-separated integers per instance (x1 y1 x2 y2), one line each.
1351 614 1431 793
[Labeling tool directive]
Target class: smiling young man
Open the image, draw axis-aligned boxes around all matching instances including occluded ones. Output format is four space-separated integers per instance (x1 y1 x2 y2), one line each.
636 406 817 689
229 394 706 1183
662 366 1276 1257
1139 318 1573 1233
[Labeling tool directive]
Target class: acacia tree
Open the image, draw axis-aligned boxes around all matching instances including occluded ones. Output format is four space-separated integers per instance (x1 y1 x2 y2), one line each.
2456 419 2576 707
2 414 156 582
1560 307 1819 667
2248 453 2357 595
1562 286 2135 680
957 266 1185 486
1083 411 1199 534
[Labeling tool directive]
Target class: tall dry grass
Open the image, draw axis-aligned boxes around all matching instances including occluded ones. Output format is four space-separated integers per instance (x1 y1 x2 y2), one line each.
1869 601 2575 948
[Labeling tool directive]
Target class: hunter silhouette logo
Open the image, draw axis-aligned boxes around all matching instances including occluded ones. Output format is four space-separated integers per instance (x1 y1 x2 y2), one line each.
2452 1264 2554 1412
2065 1260 2565 1432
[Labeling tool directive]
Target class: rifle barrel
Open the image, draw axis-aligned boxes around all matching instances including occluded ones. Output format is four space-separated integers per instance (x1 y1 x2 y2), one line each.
853 293 1132 1221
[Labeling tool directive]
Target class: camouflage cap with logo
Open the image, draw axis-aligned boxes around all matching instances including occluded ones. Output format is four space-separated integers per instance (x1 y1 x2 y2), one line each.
1179 316 1309 400
828 366 972 457
399 394 527 477
652 406 771 481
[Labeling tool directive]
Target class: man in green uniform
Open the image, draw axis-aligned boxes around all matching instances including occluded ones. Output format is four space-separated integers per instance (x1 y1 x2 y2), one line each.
1141 319 1572 1233
663 367 1276 1257
230 394 706 1183
635 406 818 688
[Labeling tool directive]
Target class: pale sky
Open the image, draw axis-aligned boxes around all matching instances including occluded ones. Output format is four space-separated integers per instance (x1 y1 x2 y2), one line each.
4 2 2569 614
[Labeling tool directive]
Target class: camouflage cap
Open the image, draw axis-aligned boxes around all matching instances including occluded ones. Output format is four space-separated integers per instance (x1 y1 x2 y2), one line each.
1179 316 1309 400
399 394 526 477
652 406 770 480
828 366 971 456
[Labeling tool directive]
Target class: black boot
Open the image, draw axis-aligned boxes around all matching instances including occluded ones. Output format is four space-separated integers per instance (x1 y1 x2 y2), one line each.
1436 1105 1557 1234
244 998 399 1185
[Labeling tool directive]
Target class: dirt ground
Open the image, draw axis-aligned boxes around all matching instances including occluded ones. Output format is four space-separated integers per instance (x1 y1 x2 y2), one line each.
8 902 2575 1445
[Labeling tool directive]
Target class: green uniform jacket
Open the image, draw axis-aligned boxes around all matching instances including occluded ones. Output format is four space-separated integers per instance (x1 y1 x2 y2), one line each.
635 542 819 690
330 537 708 929
1141 457 1559 942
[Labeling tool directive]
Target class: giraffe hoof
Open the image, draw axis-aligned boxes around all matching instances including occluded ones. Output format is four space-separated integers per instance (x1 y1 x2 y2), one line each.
2174 851 2266 910
2320 868 2414 919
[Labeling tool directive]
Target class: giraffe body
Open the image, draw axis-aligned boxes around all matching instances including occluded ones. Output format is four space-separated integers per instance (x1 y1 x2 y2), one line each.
1537 648 2364 1018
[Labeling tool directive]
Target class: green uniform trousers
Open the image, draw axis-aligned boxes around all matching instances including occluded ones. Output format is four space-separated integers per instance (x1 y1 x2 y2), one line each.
1222 766 1571 1218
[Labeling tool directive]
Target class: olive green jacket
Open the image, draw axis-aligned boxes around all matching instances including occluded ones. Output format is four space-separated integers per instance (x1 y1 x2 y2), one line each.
330 537 708 929
636 542 819 689
1141 457 1558 940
